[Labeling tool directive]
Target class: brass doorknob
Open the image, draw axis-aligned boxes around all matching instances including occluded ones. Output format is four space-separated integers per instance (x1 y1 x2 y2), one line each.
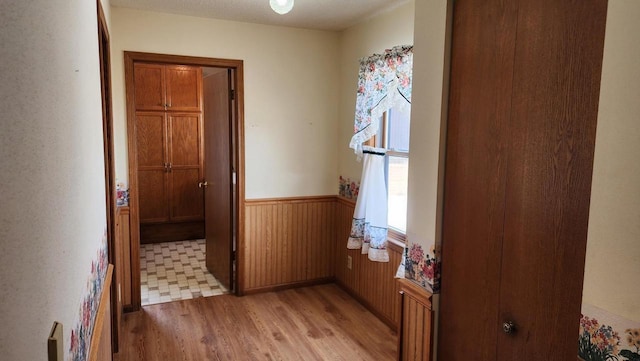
503 321 516 334
198 181 208 188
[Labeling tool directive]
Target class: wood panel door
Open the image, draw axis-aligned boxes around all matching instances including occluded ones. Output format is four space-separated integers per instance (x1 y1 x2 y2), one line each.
136 112 169 223
203 70 233 290
168 113 204 221
438 1 608 360
166 65 202 112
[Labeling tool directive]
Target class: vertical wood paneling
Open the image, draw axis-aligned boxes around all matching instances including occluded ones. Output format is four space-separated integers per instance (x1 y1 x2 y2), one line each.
243 196 336 292
398 278 433 361
243 195 402 335
334 197 403 330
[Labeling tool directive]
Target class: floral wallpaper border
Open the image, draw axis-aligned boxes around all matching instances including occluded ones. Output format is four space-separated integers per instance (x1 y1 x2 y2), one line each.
339 176 360 200
403 242 441 293
580 304 640 361
399 242 640 361
397 237 639 361
116 180 129 206
68 230 108 361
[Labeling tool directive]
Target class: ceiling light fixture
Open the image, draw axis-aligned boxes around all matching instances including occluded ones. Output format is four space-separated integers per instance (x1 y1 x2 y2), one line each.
270 0 294 15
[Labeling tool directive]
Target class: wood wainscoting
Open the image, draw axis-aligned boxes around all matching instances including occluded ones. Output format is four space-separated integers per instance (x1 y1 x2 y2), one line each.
397 278 433 361
115 206 133 311
89 265 114 361
334 197 403 331
243 196 336 293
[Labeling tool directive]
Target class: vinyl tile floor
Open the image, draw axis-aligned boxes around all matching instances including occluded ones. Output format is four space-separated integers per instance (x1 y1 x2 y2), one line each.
140 239 227 306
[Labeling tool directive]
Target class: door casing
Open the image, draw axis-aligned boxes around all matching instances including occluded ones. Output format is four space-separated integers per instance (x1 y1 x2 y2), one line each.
124 51 246 311
96 0 118 352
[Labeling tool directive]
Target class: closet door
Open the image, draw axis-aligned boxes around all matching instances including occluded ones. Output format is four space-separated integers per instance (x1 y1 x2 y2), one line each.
136 112 169 223
497 0 607 359
133 63 166 111
438 1 517 360
166 65 202 112
168 113 204 222
439 0 608 360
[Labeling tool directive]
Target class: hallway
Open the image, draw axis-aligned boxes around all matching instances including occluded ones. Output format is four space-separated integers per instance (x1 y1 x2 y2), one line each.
115 284 397 360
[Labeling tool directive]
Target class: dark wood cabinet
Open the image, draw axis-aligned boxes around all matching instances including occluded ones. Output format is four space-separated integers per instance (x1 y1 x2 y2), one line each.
134 64 202 112
166 66 203 112
438 1 608 360
135 112 169 223
133 63 204 233
133 63 165 111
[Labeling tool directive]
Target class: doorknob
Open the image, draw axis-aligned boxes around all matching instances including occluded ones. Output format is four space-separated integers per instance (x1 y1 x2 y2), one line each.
502 321 516 334
198 181 208 188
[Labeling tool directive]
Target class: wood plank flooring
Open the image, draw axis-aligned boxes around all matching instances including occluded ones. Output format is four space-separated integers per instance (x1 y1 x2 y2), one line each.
115 284 397 361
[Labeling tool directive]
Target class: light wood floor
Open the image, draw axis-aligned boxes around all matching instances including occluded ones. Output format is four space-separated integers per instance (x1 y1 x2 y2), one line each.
115 284 397 361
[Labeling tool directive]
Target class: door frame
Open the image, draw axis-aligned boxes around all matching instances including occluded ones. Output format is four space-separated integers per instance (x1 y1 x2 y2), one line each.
96 0 119 352
124 51 246 310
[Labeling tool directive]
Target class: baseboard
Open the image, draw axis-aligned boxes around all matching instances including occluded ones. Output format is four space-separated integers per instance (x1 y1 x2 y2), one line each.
335 279 399 333
140 221 204 244
242 277 335 295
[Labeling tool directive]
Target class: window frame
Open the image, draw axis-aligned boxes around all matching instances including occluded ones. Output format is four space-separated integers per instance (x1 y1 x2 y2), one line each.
367 109 409 241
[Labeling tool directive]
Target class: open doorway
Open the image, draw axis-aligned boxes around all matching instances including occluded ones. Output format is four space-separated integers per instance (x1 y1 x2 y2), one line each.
124 52 245 310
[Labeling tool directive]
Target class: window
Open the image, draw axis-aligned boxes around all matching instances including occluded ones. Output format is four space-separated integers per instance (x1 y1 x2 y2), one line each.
368 105 410 234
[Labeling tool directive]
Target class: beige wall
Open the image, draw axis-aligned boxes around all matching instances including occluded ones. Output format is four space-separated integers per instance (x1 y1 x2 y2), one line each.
405 0 451 251
583 0 640 322
409 2 452 359
337 1 415 181
110 8 340 198
101 0 111 27
0 0 110 359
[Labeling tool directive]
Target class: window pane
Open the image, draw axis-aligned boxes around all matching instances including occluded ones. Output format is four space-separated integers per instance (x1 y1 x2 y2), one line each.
388 106 411 152
388 156 408 233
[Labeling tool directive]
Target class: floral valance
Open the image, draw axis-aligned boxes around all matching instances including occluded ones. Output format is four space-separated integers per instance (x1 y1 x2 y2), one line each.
349 45 413 155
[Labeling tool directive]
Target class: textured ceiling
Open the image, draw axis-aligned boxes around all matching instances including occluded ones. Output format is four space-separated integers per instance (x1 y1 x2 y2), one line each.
110 0 410 31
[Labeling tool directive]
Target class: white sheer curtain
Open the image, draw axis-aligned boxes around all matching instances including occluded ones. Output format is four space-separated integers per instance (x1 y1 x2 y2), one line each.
347 147 389 262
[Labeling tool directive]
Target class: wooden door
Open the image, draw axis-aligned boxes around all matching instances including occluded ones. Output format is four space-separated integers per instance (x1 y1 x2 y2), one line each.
496 0 607 358
438 1 515 359
166 65 202 112
168 113 204 222
136 112 169 223
203 70 233 290
133 63 165 111
438 1 608 360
